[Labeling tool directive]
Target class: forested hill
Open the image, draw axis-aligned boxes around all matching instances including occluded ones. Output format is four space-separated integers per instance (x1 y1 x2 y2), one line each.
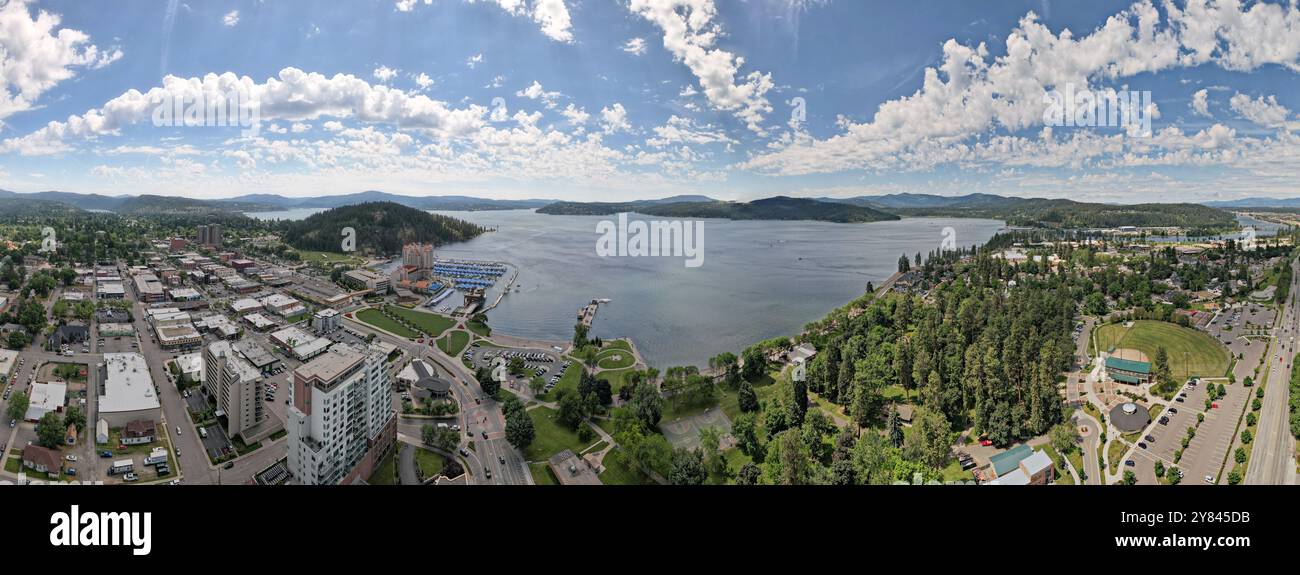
538 196 899 223
282 201 484 255
836 196 1236 231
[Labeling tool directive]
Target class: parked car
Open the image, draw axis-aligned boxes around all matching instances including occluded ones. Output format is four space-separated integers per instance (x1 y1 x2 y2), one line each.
64 454 78 462
123 473 139 482
1124 460 1136 467
98 450 112 458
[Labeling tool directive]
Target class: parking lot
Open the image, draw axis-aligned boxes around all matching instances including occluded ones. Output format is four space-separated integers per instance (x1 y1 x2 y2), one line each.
464 343 570 393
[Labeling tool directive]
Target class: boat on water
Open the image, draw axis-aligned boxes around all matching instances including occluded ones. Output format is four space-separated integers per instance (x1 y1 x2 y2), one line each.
596 298 612 303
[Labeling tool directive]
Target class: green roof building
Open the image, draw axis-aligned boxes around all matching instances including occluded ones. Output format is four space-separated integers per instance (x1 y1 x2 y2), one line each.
1105 355 1152 385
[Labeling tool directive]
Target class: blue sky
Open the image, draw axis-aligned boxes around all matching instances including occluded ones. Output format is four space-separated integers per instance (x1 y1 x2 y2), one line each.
0 0 1298 202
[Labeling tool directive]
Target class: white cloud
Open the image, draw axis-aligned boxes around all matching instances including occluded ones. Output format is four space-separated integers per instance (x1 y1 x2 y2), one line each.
0 0 123 123
560 104 589 125
222 10 239 27
646 115 735 147
0 68 489 155
466 54 484 69
291 122 313 133
600 103 631 134
414 73 434 90
629 0 775 134
515 81 561 108
744 0 1300 176
400 0 573 43
373 66 399 83
622 37 647 56
1190 88 1211 117
1229 92 1291 128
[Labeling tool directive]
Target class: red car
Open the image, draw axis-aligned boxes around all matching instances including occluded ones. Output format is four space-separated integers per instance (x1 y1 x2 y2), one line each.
1211 403 1219 409
979 439 993 447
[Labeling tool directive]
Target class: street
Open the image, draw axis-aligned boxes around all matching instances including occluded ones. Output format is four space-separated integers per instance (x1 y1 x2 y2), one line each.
1246 257 1300 485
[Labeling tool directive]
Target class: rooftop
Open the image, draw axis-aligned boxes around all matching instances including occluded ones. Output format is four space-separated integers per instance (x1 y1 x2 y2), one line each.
100 353 161 414
295 344 367 385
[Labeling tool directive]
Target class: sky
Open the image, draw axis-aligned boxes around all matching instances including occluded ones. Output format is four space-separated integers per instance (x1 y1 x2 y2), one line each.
0 0 1298 203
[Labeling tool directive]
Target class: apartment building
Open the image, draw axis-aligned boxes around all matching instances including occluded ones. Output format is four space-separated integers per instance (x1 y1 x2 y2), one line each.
286 344 395 485
203 340 267 441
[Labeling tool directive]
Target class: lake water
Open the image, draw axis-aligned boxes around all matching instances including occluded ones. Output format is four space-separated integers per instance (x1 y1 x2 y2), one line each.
414 210 1005 368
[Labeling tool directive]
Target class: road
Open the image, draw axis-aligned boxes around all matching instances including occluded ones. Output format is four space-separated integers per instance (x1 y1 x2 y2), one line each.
343 314 531 485
1246 257 1300 485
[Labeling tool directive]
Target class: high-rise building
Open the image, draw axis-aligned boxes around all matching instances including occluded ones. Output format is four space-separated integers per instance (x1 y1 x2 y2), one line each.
203 340 265 440
209 224 222 247
287 344 395 485
403 243 435 269
196 225 209 246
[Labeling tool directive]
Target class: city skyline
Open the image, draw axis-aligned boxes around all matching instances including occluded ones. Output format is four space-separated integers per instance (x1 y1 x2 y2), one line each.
0 0 1296 203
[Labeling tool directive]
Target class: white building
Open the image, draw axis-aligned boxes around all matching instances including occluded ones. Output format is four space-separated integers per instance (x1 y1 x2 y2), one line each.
271 326 332 360
287 344 395 485
25 382 67 422
261 293 306 317
203 340 278 441
99 353 162 427
312 308 340 333
230 298 264 314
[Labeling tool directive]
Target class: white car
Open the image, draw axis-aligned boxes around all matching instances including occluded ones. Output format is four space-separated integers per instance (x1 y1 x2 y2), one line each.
1204 474 1215 484
176 426 182 436
64 454 78 462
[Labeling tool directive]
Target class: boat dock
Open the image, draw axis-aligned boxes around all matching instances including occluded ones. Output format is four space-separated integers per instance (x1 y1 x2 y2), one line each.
578 300 601 328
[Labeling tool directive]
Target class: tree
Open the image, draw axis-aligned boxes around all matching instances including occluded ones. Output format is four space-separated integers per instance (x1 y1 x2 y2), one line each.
1049 422 1080 455
629 384 664 430
669 448 707 485
911 407 953 470
6 330 28 349
505 411 535 450
557 392 585 429
737 381 759 412
1167 466 1182 485
36 412 64 449
735 462 761 485
529 375 546 396
740 345 767 381
1122 470 1137 485
6 390 28 423
1154 460 1165 478
63 406 86 432
479 371 501 398
1234 447 1247 465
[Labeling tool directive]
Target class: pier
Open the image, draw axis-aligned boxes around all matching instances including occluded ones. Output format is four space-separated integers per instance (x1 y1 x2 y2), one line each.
578 300 601 328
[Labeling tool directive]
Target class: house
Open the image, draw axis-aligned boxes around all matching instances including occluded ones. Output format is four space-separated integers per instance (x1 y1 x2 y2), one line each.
51 323 89 348
984 445 1055 485
21 444 63 475
25 382 67 422
122 419 156 445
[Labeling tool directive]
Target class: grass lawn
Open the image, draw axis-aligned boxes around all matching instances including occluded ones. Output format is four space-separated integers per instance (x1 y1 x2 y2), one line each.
940 458 976 483
1094 320 1230 378
603 339 633 352
1039 444 1073 485
524 407 601 462
438 330 471 356
414 447 445 479
529 462 558 485
598 368 636 394
722 447 752 481
1066 448 1087 482
537 361 583 400
1107 440 1130 475
367 448 398 485
466 320 491 337
296 250 365 267
598 448 654 485
356 308 420 338
384 305 455 337
596 349 636 370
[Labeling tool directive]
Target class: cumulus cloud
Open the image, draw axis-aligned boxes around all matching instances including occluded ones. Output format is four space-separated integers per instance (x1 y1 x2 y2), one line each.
0 68 489 155
414 73 434 90
743 0 1300 176
1190 88 1211 117
373 66 399 83
515 81 562 109
629 0 774 134
646 115 734 148
0 0 123 122
600 103 631 134
222 10 239 27
1229 92 1292 128
399 0 573 43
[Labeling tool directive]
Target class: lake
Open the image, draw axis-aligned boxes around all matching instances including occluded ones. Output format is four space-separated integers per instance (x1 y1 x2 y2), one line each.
249 207 1004 367
421 210 1004 368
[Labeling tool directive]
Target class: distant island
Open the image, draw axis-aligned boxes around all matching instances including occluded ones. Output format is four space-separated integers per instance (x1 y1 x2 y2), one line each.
537 196 900 224
282 201 485 255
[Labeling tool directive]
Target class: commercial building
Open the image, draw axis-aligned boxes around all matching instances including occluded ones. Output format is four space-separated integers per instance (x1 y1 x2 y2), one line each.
287 344 396 485
230 298 264 314
344 269 390 295
204 340 279 442
548 449 602 485
99 353 162 427
243 313 277 331
984 446 1054 486
154 318 202 350
1105 351 1153 385
133 273 166 303
96 282 125 299
312 308 340 333
25 382 67 422
168 287 203 301
97 323 135 337
271 326 332 361
261 293 306 317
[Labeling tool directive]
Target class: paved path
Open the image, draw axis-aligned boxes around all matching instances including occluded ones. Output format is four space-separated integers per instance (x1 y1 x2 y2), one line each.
1247 257 1300 485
